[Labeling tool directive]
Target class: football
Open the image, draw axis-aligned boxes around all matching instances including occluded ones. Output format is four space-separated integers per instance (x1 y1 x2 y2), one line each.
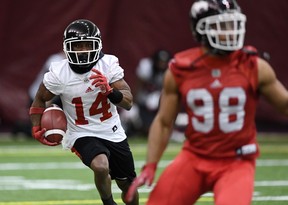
40 104 67 143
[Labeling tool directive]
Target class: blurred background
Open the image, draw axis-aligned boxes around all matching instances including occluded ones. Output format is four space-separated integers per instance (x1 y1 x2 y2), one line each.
1 0 288 136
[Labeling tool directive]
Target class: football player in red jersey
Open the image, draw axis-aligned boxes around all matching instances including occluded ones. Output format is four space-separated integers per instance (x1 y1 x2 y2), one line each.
126 0 288 204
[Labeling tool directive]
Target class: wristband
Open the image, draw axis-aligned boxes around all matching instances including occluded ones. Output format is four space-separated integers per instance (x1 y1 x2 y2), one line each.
107 89 123 104
29 107 45 115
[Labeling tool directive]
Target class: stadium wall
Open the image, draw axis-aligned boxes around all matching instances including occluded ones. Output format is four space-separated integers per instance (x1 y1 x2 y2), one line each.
0 0 287 132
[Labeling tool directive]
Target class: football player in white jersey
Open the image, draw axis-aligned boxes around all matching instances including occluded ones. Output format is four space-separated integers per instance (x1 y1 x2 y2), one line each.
29 19 139 205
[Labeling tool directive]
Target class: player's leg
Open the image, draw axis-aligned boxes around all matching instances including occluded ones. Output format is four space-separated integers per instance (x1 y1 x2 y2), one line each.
213 159 255 205
147 150 205 205
90 154 113 200
105 139 139 205
72 137 116 205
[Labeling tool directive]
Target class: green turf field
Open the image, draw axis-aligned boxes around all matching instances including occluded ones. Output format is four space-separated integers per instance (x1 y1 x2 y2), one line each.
0 133 288 205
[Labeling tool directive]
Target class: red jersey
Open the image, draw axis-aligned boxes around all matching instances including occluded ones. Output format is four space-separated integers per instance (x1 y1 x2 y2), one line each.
170 47 259 158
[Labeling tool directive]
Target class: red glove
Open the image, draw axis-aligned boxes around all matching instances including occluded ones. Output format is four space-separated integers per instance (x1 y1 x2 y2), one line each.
89 69 113 95
32 126 60 146
125 162 157 203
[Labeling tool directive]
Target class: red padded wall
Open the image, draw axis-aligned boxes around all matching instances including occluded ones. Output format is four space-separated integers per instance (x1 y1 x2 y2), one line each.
0 0 287 131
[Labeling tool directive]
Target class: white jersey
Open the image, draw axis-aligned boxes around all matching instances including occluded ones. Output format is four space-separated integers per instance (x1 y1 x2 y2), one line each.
43 54 127 149
29 52 65 99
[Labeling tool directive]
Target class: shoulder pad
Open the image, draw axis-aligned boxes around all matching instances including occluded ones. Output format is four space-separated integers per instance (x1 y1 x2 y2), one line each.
174 48 202 68
241 46 258 55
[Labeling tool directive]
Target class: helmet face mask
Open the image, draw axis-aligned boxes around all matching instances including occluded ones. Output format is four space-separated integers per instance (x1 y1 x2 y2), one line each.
190 0 246 53
196 11 246 51
63 19 103 73
63 38 102 65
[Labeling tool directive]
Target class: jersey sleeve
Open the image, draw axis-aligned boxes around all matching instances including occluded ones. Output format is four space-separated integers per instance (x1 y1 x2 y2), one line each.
43 65 65 95
107 56 124 83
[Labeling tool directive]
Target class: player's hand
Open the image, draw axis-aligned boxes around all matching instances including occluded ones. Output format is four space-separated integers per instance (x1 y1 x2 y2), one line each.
90 69 113 95
32 126 60 146
125 162 157 203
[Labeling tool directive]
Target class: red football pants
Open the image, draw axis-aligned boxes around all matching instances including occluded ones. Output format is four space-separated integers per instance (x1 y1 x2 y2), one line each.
147 149 255 205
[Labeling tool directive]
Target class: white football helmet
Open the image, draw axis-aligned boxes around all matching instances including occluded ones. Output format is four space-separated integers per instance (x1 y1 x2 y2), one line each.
190 0 246 52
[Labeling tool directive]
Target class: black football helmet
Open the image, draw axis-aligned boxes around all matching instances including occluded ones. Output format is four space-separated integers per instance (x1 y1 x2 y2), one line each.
190 0 246 53
63 19 103 74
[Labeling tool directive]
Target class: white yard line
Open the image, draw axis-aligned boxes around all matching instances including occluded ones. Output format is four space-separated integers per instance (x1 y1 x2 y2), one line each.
0 160 287 202
0 159 288 171
0 176 287 191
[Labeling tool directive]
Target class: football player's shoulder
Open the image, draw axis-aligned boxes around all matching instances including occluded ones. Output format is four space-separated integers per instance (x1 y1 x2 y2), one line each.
232 45 258 62
49 59 70 79
99 54 122 75
241 45 258 55
50 59 69 73
173 47 202 68
101 54 119 66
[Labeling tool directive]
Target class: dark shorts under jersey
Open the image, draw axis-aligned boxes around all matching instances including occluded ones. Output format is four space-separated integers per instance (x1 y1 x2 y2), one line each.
72 137 136 182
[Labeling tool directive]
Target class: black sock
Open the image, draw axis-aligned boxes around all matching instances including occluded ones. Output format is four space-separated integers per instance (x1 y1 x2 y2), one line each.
102 195 117 205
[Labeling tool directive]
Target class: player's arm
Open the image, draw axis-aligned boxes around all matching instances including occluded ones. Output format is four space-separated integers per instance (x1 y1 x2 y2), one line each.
146 69 180 164
125 69 180 203
30 83 55 127
29 83 59 146
110 78 133 110
258 57 288 115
